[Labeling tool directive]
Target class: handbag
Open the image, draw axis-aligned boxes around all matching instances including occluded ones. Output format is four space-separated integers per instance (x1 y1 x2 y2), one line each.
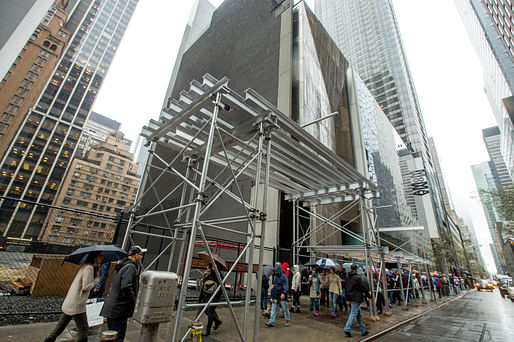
86 299 104 327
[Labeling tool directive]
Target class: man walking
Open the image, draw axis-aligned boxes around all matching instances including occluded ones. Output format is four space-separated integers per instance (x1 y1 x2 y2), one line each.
265 265 290 327
344 264 369 338
101 245 146 342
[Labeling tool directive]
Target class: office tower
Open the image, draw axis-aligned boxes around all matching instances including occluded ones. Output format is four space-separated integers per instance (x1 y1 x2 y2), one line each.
314 0 447 263
0 0 56 80
41 134 139 245
79 111 131 156
490 243 502 274
0 0 138 240
455 0 514 177
429 138 453 211
0 1 71 158
483 126 513 189
472 162 507 273
132 0 414 268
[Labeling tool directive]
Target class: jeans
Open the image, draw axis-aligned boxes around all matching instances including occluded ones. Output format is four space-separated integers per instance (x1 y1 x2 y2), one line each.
261 288 268 310
269 299 290 324
108 318 129 342
44 312 88 342
344 301 366 334
292 289 300 308
309 297 319 312
330 292 339 314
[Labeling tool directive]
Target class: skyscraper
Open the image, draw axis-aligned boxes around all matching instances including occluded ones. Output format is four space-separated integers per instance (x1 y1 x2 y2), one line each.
455 0 514 178
0 0 138 240
483 126 513 189
314 0 447 264
472 161 507 273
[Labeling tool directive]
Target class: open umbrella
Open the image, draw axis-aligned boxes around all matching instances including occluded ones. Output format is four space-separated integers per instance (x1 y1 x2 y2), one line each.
262 265 274 278
64 245 127 265
198 251 227 270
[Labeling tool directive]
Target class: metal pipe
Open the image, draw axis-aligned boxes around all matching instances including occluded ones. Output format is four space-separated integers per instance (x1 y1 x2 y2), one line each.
253 129 272 342
361 197 376 317
172 92 222 342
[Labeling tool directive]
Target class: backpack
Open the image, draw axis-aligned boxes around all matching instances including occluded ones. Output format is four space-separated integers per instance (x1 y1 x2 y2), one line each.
202 279 218 295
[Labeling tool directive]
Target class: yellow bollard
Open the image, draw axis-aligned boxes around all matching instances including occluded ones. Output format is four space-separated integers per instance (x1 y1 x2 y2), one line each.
100 330 118 341
191 321 203 342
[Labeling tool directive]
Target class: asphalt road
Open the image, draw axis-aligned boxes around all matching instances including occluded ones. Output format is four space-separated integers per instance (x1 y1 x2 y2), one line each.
374 289 514 341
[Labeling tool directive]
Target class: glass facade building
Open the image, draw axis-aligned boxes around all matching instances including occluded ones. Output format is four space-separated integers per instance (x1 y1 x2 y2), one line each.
455 0 514 178
0 0 138 239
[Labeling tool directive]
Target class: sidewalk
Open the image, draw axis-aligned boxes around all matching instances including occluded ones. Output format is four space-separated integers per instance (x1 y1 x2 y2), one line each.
0 290 473 342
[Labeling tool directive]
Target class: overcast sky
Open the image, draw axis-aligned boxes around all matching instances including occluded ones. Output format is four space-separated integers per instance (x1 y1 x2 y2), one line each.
93 0 499 273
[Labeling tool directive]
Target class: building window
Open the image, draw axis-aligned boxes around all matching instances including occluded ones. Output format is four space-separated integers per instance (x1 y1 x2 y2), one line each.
66 189 75 195
100 223 106 228
0 123 9 131
80 191 91 199
106 163 112 169
48 235 57 242
92 203 98 210
2 113 14 121
70 218 82 226
55 215 64 223
22 79 33 87
76 200 88 207
117 200 126 206
36 56 46 65
73 171 81 177
40 49 50 57
31 64 43 72
86 175 97 182
63 197 71 204
27 71 38 79
7 104 19 112
63 237 75 244
57 30 67 38
108 156 115 162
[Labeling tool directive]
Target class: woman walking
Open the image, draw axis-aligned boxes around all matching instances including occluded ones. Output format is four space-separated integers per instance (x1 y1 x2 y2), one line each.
44 251 103 342
309 268 321 317
320 269 329 307
327 267 342 318
291 265 301 313
199 263 223 337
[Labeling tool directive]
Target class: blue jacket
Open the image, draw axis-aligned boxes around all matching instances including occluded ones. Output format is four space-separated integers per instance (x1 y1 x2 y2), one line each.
270 265 289 300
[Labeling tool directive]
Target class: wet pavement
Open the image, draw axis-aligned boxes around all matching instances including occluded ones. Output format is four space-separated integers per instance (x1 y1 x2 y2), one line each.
373 289 514 341
0 290 473 341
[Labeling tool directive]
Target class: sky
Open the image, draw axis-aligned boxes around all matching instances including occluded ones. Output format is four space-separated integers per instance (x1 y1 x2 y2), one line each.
93 0 499 273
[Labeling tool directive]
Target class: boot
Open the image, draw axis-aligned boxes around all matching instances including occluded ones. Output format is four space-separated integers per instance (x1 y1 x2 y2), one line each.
296 306 300 313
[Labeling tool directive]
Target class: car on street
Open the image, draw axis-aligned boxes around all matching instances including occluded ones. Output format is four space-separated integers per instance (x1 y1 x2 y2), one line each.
476 279 494 292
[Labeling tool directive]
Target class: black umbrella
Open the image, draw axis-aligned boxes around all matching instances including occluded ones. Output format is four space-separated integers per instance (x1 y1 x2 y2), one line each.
64 245 127 265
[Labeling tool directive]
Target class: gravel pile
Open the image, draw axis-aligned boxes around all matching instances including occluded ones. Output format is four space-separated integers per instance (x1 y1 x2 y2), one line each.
0 294 64 326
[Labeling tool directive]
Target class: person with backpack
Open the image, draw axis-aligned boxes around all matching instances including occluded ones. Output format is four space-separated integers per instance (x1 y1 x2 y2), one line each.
265 265 290 327
343 264 369 338
199 263 223 336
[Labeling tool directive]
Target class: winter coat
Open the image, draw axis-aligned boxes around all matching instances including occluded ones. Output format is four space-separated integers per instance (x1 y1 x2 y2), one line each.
309 272 320 298
200 270 222 303
62 264 96 315
345 271 370 303
328 273 342 294
270 265 289 300
101 258 140 319
291 266 301 291
281 262 290 278
262 274 270 289
413 277 420 290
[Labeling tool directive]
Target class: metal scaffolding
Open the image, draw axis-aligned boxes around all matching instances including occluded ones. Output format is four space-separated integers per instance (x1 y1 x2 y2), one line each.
122 74 389 341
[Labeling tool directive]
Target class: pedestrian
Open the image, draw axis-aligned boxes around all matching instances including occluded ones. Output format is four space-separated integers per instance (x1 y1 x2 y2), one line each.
320 269 329 307
261 272 270 312
336 266 348 312
412 274 421 299
308 267 321 316
265 265 290 327
343 264 369 338
199 263 223 336
328 267 342 318
374 275 385 314
89 262 110 298
44 251 103 342
100 245 146 342
291 265 301 313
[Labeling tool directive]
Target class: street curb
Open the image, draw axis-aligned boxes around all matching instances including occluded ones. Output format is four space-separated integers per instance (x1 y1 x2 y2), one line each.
360 289 476 341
